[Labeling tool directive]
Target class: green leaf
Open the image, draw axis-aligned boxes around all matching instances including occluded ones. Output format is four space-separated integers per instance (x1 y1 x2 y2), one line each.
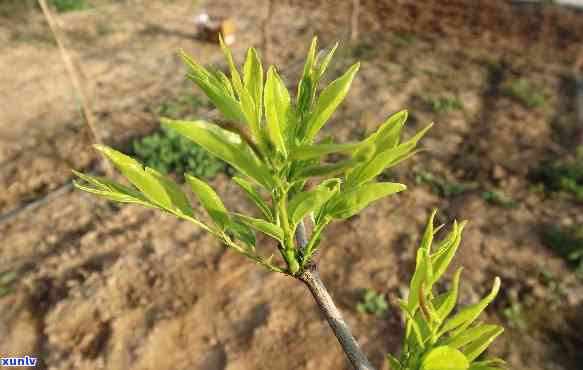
243 47 264 118
353 110 408 159
291 158 364 182
232 177 273 221
421 209 438 251
289 142 362 160
347 123 432 187
431 221 468 286
326 182 406 219
229 220 256 247
386 353 401 370
161 119 273 188
315 42 339 82
72 170 155 209
398 299 426 349
297 36 318 106
373 110 409 152
239 87 261 142
146 168 194 216
209 67 235 99
305 62 360 140
441 324 502 351
231 213 284 242
408 247 431 312
461 326 504 362
181 50 246 123
219 34 243 97
288 187 335 227
94 145 177 211
264 66 290 154
186 174 229 229
420 346 469 370
438 277 501 336
468 359 506 370
435 267 464 322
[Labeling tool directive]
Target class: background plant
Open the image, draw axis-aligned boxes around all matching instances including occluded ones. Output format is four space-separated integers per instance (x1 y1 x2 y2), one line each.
357 288 388 317
504 78 545 109
131 126 228 179
529 155 583 202
74 37 503 370
543 225 583 278
387 211 504 370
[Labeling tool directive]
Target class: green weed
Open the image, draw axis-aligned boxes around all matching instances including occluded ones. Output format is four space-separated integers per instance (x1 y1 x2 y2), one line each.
154 93 208 119
482 190 519 209
529 157 583 202
351 41 378 60
46 0 90 12
502 303 527 329
543 225 583 278
0 270 18 298
391 32 416 47
131 127 228 179
414 171 469 198
422 95 463 114
357 288 388 317
505 79 545 108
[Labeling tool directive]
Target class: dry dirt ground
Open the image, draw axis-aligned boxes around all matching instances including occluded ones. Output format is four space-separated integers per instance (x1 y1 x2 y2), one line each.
1 1 583 370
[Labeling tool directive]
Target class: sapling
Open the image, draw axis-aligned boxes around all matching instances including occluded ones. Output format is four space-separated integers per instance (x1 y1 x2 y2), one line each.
73 37 504 370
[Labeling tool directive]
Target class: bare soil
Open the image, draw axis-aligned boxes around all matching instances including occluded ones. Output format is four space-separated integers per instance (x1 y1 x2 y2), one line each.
1 1 582 370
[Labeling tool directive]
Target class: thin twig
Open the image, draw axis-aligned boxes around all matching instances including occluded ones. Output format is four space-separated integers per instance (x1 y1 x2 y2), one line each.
262 0 274 65
38 0 113 176
295 227 377 370
299 263 377 370
351 0 360 42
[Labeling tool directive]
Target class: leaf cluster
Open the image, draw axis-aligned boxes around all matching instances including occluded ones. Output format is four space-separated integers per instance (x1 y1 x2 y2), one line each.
357 288 389 317
74 36 431 275
529 157 583 202
543 225 583 278
504 78 545 109
387 211 504 370
414 171 469 198
43 0 90 12
132 127 228 179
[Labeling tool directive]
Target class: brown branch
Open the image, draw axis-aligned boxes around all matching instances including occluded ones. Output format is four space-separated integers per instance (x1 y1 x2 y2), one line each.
351 0 360 42
262 0 274 65
295 226 376 370
38 0 113 176
299 263 377 370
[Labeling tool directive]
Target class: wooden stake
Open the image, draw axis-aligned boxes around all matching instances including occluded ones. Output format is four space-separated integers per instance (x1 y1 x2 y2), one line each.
262 0 274 65
38 0 113 176
351 0 360 42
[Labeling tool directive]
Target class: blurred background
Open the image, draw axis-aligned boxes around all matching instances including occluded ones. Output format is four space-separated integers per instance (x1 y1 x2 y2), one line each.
1 0 582 369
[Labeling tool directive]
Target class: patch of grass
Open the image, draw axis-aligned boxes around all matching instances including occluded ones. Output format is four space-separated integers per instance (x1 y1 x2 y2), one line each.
537 266 568 301
154 93 209 119
505 78 545 108
482 190 519 209
351 41 378 60
391 32 416 47
13 30 56 45
422 95 463 114
414 171 469 198
96 22 114 37
543 225 583 279
131 127 228 179
0 270 18 298
529 156 583 202
46 0 90 12
357 288 388 317
501 302 527 329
